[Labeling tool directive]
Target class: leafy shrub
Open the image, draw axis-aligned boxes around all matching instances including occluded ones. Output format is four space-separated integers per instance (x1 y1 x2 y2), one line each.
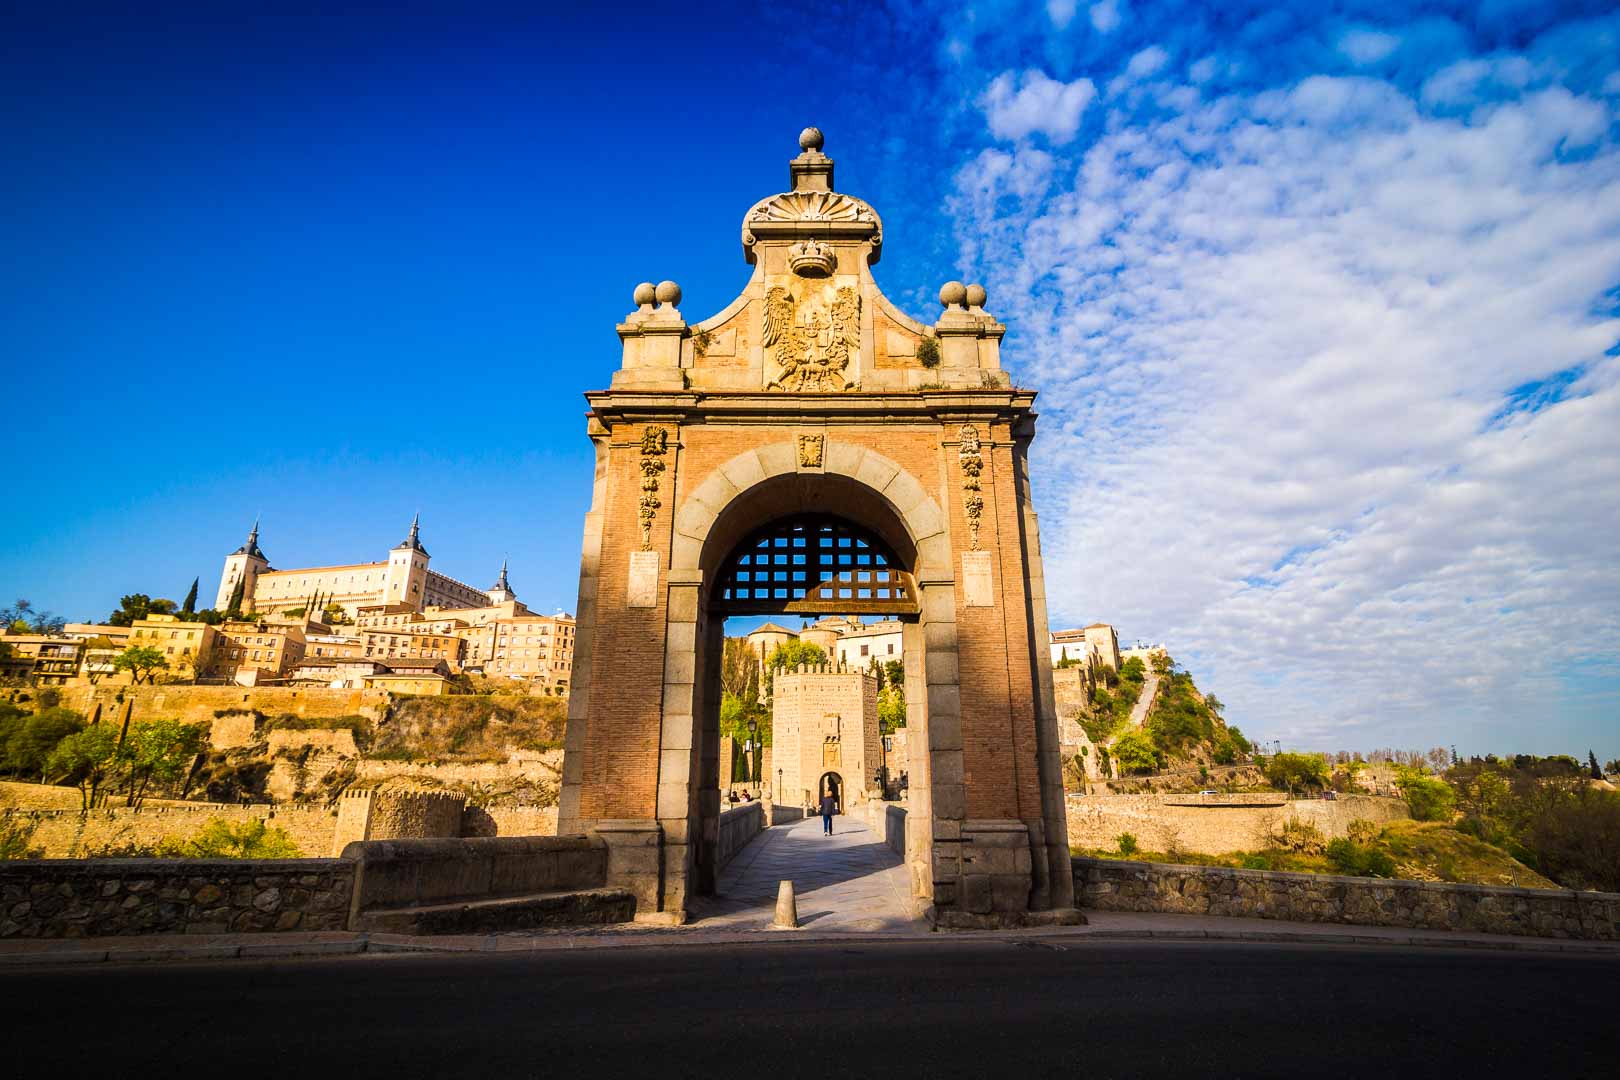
1115 832 1139 857
915 336 941 368
1325 838 1397 878
1112 731 1160 774
0 818 42 860
1239 853 1272 871
157 819 302 859
1266 820 1327 855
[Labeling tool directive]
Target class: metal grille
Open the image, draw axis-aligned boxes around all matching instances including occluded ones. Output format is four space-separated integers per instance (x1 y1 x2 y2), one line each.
713 514 917 615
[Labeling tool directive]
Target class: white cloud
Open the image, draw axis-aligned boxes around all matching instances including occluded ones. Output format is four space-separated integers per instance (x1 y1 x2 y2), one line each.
1089 0 1123 34
953 63 1620 753
1126 45 1169 79
1047 0 1077 31
1339 28 1401 65
980 70 1098 144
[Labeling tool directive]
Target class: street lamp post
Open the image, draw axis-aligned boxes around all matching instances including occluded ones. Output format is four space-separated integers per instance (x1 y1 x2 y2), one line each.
746 717 759 786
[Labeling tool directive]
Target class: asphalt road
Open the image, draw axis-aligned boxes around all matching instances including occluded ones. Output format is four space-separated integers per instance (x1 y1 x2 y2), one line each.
3 940 1613 1077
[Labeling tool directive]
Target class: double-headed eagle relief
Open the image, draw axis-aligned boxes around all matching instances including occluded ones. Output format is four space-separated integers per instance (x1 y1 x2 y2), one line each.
763 283 861 392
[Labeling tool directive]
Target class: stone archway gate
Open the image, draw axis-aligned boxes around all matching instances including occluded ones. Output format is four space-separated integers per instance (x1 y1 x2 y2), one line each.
557 130 1075 928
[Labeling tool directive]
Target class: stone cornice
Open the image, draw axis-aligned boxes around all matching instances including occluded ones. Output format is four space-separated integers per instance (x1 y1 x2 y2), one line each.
584 389 1038 429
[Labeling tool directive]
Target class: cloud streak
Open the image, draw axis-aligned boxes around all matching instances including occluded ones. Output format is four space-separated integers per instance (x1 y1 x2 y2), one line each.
947 9 1620 753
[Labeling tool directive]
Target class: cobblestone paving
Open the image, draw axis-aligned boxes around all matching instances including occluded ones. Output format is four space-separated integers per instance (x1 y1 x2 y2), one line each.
689 815 925 934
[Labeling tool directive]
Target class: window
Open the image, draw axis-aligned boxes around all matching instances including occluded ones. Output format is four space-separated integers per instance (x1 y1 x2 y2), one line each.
860 644 869 656
887 644 895 654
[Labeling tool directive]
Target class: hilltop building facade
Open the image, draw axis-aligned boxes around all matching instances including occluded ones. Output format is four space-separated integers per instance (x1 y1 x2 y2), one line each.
213 516 493 619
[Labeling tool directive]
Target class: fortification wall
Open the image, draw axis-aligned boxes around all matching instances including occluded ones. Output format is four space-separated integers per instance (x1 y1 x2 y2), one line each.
330 789 465 855
473 806 558 837
1073 857 1620 941
1065 794 1409 854
1 858 354 938
266 728 359 757
3 803 338 859
352 752 561 786
56 684 389 730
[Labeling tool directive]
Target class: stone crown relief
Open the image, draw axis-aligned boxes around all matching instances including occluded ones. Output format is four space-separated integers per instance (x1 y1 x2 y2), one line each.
610 126 1011 395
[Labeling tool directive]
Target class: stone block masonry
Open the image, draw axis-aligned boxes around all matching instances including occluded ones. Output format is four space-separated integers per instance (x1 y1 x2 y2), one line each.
4 803 339 860
1073 857 1620 941
1065 793 1409 855
0 858 354 938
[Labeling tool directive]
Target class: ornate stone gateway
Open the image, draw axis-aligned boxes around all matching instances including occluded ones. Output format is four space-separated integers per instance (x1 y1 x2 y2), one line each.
558 130 1076 928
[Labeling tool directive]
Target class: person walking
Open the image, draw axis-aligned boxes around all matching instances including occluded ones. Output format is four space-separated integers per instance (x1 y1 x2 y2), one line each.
820 787 836 835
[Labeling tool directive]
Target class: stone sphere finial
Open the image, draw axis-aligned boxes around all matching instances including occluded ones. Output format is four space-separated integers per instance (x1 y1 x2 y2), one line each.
939 280 967 307
633 282 657 308
965 283 987 308
655 280 682 306
799 126 825 152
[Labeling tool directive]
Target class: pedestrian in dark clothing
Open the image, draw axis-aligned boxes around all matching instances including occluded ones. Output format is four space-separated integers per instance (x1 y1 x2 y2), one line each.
820 790 836 835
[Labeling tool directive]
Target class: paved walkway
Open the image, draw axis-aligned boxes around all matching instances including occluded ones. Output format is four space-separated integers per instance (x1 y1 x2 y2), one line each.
688 815 923 934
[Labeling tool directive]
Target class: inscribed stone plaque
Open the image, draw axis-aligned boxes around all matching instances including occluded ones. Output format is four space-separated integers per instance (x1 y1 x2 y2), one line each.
627 550 659 608
961 550 994 608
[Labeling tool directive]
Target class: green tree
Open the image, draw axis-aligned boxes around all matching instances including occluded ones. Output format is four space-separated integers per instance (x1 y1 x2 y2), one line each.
1264 752 1330 792
767 640 828 671
113 645 170 685
1111 730 1159 774
2 706 86 779
181 578 199 614
117 717 208 806
107 594 178 627
47 725 119 810
878 685 906 734
1395 766 1456 821
1588 750 1603 781
225 579 246 618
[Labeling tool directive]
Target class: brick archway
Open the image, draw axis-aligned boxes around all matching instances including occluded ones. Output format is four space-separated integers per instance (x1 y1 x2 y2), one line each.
555 130 1076 929
666 444 961 910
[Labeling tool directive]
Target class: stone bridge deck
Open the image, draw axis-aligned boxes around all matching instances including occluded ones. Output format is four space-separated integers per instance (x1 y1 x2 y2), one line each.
690 816 923 934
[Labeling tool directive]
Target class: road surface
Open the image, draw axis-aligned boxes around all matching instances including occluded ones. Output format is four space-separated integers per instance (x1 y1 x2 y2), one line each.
3 939 1612 1077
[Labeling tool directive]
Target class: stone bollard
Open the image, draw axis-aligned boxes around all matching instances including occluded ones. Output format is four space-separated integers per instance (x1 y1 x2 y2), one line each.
771 880 799 929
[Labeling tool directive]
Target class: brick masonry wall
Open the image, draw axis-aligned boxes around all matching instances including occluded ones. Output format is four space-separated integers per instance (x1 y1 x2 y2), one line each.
1073 857 1620 941
0 858 354 938
1065 794 1410 854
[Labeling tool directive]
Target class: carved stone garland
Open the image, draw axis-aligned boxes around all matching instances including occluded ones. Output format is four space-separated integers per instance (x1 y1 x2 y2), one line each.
638 426 669 549
958 425 984 550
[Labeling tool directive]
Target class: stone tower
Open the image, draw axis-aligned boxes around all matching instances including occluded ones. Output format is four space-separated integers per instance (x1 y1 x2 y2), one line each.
486 559 516 605
559 129 1073 928
382 513 431 611
215 518 269 612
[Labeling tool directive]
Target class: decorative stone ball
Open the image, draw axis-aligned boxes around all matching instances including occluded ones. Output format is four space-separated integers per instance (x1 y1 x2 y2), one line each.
799 126 825 151
939 280 967 307
965 283 987 308
633 282 657 307
655 280 682 306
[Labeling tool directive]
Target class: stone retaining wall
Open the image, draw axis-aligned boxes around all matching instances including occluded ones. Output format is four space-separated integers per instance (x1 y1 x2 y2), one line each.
1073 857 1620 941
716 801 763 868
860 799 907 858
1065 793 1408 855
0 858 354 938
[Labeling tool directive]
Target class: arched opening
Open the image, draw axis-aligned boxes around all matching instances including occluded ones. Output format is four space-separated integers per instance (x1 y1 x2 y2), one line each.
685 468 940 913
818 771 843 813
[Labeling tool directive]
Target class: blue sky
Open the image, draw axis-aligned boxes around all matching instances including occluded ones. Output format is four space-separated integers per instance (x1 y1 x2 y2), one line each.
3 2 1617 757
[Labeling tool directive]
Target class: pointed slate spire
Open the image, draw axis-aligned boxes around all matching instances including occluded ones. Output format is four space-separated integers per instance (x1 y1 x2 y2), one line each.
233 516 266 560
490 558 512 593
395 512 428 555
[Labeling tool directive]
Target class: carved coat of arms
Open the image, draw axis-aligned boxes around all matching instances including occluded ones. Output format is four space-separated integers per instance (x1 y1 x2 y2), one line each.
763 284 860 391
